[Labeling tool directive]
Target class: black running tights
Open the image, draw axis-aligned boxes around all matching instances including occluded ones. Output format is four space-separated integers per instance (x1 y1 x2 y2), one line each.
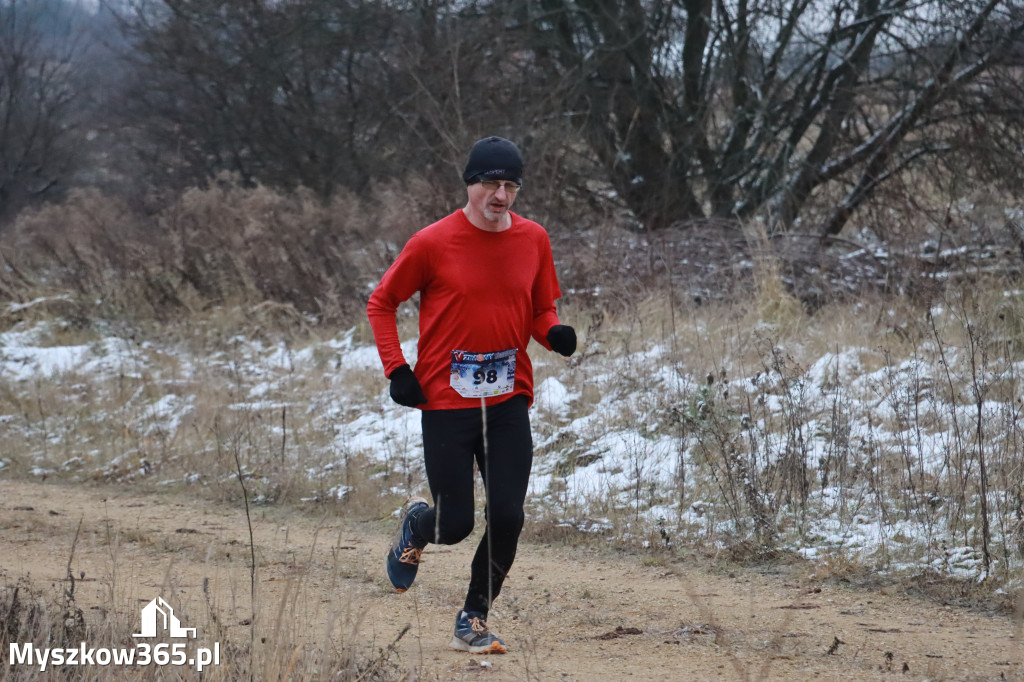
411 395 533 616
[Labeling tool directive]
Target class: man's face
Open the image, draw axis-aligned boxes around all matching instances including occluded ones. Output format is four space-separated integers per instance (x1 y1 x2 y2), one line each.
466 180 519 225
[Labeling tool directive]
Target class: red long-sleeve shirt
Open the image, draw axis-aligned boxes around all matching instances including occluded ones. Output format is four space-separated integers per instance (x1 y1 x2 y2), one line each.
367 209 563 410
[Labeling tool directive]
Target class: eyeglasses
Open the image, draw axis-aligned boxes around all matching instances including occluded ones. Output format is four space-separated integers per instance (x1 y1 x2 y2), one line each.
479 180 521 195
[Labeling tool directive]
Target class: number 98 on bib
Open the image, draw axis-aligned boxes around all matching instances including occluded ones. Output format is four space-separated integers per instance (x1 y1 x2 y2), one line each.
450 348 517 398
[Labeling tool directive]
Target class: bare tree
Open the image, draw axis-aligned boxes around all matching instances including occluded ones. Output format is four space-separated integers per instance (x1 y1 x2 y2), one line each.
0 0 94 226
105 0 585 219
111 0 405 197
515 0 1024 233
100 0 1024 239
110 0 515 200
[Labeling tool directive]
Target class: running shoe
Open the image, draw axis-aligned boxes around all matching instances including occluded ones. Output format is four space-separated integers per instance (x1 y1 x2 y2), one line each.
449 610 507 654
386 496 429 592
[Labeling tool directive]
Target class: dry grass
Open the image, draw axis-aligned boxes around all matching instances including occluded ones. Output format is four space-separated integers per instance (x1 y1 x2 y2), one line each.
0 485 408 682
0 177 438 329
525 274 1024 592
3 183 1024 608
0 569 405 681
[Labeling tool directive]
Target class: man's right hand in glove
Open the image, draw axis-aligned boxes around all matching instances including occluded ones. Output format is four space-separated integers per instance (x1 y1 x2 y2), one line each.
388 364 428 407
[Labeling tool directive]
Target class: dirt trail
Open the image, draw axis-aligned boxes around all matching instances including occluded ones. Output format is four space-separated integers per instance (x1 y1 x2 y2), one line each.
1 479 1021 681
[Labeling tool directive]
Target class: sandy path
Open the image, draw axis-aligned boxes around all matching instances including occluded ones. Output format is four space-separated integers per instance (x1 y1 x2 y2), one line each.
1 479 1021 681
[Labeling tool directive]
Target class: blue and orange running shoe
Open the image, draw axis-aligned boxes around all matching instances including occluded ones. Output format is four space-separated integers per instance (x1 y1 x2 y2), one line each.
385 496 429 592
449 610 507 654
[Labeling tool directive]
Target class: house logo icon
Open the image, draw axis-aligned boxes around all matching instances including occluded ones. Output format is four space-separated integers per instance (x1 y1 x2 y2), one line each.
132 597 197 639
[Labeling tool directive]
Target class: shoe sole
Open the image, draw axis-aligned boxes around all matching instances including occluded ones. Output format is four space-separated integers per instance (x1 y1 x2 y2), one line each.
386 496 429 592
448 637 507 654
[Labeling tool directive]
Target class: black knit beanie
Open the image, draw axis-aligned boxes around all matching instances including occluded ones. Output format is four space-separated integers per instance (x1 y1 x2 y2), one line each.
462 136 524 185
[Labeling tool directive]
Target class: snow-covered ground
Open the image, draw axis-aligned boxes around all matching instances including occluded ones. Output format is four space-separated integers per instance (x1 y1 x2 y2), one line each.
1 307 1022 590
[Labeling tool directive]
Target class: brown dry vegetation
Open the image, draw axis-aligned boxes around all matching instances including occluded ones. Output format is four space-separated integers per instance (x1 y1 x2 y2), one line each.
3 480 1024 681
2 184 1024 679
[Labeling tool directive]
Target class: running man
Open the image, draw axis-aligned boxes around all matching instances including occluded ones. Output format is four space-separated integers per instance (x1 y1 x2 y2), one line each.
367 136 576 654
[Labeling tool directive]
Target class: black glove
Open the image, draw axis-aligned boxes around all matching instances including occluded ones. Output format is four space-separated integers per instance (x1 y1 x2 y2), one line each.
546 325 577 357
388 364 427 407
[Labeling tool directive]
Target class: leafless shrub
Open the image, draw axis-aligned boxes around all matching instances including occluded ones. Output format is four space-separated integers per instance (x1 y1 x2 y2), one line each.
0 177 442 328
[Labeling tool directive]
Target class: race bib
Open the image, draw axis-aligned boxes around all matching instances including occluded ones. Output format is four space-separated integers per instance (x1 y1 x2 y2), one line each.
450 348 517 398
